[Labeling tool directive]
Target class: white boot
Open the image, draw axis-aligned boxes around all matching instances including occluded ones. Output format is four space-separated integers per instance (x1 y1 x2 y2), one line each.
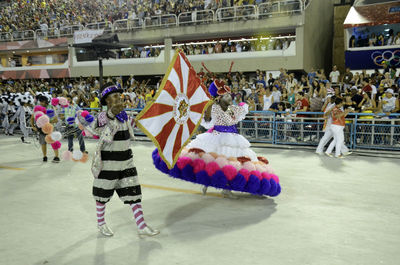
138 225 160 238
98 223 114 237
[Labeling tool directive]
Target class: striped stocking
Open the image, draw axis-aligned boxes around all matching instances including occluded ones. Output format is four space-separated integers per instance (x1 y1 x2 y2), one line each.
130 203 147 230
96 201 106 226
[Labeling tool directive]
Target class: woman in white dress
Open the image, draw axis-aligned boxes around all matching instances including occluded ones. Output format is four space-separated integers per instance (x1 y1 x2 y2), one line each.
152 80 281 197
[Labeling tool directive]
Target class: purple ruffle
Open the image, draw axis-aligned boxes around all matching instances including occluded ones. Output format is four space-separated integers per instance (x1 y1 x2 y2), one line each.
213 125 238 134
152 149 281 197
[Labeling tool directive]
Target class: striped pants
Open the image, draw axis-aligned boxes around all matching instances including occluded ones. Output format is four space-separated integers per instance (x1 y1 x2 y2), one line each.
93 156 142 204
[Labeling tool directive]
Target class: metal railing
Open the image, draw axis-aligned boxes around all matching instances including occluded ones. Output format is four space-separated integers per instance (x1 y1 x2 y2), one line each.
0 1 307 42
113 18 143 32
237 111 400 151
216 5 258 22
59 24 84 37
35 27 61 39
86 21 113 32
258 0 303 18
0 32 12 42
77 108 400 151
144 14 178 28
11 30 35 41
178 10 215 25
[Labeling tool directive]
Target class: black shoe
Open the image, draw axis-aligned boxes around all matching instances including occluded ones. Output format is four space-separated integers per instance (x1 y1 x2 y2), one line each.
52 157 60 163
43 156 48 162
21 136 24 143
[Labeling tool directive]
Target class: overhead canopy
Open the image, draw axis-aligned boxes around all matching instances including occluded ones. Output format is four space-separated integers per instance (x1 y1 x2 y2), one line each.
344 2 400 28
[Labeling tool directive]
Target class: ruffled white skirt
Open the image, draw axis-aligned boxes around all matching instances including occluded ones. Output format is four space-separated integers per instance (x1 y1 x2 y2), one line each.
187 131 258 161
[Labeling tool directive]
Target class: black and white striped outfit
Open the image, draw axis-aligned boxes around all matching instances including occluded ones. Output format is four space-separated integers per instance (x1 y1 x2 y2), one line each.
91 112 142 204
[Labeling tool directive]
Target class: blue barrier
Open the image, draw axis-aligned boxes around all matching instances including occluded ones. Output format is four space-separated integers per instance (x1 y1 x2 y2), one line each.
82 108 400 151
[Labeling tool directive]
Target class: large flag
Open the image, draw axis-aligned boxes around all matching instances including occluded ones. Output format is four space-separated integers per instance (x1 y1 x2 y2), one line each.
136 50 212 169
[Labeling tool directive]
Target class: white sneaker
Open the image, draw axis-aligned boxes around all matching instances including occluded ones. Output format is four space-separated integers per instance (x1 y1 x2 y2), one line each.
98 223 114 237
343 151 353 156
325 152 334 157
336 155 345 159
315 151 324 156
138 225 160 238
221 190 239 199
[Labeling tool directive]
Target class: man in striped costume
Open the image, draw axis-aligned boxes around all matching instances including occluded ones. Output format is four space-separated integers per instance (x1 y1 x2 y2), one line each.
87 83 159 237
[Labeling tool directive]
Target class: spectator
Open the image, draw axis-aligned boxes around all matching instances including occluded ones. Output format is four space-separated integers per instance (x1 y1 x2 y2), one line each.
293 91 309 115
329 65 340 84
262 87 274 111
271 85 281 103
214 41 222 53
379 88 399 115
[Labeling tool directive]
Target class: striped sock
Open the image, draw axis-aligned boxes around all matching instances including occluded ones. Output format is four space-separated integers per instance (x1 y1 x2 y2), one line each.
96 201 106 226
130 203 147 230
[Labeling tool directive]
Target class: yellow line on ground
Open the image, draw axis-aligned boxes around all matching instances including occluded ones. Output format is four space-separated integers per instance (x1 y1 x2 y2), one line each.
0 165 25 171
141 183 222 198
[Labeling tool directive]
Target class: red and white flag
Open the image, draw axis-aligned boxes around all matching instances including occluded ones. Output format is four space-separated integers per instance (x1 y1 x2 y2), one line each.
136 50 212 169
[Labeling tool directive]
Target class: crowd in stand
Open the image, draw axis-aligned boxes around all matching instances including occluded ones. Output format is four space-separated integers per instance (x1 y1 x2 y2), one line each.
0 0 280 35
1 64 399 116
118 37 294 59
349 29 400 48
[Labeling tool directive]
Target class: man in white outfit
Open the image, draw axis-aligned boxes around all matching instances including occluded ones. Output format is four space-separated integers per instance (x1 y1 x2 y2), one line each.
324 98 352 158
316 96 351 156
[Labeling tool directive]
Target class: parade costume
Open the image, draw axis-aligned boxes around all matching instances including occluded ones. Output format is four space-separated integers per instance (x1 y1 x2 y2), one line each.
10 93 34 143
316 101 349 156
80 84 159 237
2 95 17 135
152 81 282 196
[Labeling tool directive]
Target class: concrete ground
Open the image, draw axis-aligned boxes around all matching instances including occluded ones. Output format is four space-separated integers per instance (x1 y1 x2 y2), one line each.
0 135 399 265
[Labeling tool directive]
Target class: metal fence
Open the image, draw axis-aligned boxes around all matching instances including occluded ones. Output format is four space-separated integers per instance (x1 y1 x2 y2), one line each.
78 109 400 152
0 0 306 42
178 10 215 25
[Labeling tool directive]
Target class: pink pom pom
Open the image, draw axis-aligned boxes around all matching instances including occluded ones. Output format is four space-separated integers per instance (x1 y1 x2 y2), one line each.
270 174 279 183
192 158 206 174
187 152 199 161
255 164 265 173
264 164 275 174
51 98 59 106
202 153 215 164
58 97 68 106
250 170 262 180
42 123 54 135
243 161 256 172
205 161 220 176
229 161 242 171
93 135 99 139
239 102 246 106
36 115 50 128
34 111 44 121
238 169 250 181
262 172 271 180
62 150 72 161
81 110 90 118
177 157 192 170
34 106 42 112
81 130 86 136
215 157 228 168
222 165 237 181
51 141 61 150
